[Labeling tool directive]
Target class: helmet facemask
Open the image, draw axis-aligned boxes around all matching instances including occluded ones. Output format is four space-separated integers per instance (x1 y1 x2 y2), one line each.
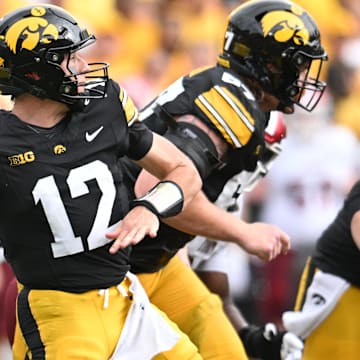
43 31 109 105
264 48 327 112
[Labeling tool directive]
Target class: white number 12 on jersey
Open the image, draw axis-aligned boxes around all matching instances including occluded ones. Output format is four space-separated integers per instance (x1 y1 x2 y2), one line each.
32 160 116 258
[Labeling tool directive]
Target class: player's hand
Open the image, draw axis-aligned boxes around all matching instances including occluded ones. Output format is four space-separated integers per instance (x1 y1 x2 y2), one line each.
240 222 290 261
106 206 159 254
239 323 303 360
280 330 304 360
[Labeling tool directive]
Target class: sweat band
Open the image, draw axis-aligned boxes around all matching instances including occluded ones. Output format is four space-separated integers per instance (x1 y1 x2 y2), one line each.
131 181 184 218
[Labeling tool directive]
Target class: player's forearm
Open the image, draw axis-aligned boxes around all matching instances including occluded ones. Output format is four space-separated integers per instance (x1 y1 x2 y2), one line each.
222 299 249 331
163 191 249 243
164 190 289 261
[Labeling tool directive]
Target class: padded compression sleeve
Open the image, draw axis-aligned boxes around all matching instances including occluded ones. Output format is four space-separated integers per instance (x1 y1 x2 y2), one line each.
163 122 223 180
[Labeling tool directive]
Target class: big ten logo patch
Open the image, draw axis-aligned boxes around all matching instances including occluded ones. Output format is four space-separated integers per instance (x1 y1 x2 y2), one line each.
8 151 35 166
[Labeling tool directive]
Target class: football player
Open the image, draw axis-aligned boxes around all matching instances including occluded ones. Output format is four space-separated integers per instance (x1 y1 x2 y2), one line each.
120 0 328 359
187 113 304 360
0 4 204 360
2 114 299 359
282 181 360 358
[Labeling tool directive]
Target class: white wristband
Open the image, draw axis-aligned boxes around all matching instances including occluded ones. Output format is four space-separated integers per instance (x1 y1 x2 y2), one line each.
131 181 184 218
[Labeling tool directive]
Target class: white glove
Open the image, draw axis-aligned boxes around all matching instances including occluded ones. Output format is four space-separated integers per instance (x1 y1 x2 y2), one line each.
0 247 5 264
280 331 304 360
240 322 304 360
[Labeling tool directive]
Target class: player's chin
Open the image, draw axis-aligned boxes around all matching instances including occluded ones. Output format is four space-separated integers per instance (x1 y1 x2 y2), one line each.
282 105 294 114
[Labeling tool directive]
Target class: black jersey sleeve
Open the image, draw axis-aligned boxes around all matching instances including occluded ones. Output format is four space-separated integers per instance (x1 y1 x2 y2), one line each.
343 181 360 217
112 81 154 160
128 121 153 160
313 180 360 287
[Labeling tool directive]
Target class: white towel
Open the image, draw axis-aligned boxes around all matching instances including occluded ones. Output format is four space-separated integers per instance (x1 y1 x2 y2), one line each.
282 270 350 339
0 247 5 264
109 272 180 360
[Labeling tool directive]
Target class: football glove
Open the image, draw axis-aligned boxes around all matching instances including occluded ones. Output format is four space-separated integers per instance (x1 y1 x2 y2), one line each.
239 323 303 360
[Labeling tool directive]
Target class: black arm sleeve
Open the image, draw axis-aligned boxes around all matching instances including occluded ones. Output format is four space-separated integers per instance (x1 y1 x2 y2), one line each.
128 121 154 160
162 121 223 180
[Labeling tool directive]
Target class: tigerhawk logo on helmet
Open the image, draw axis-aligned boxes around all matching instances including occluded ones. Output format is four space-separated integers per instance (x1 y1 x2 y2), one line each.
261 6 310 46
218 0 328 113
4 7 59 54
0 5 109 107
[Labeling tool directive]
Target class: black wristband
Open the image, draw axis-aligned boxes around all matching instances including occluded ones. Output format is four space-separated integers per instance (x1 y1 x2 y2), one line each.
130 181 184 218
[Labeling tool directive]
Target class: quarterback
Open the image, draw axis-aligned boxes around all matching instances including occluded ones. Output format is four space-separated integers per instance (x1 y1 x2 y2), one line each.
0 4 203 360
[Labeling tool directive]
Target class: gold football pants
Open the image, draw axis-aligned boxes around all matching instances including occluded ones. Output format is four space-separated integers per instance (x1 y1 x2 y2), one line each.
295 258 360 359
138 256 248 360
12 276 202 359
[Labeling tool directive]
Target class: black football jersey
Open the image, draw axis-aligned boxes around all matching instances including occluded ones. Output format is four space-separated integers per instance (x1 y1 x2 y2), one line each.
313 180 360 287
0 79 153 292
130 65 268 273
141 65 267 201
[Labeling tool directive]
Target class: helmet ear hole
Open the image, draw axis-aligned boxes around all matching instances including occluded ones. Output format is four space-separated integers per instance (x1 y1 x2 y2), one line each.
219 0 327 112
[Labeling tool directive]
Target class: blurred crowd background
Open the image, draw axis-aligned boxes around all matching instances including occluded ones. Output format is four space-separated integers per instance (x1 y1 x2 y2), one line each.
2 0 360 358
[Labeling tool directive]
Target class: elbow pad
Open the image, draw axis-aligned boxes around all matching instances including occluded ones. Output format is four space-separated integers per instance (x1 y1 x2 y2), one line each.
163 121 223 180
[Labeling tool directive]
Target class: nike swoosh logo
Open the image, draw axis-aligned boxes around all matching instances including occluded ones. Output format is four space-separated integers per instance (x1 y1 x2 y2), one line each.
86 126 104 142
